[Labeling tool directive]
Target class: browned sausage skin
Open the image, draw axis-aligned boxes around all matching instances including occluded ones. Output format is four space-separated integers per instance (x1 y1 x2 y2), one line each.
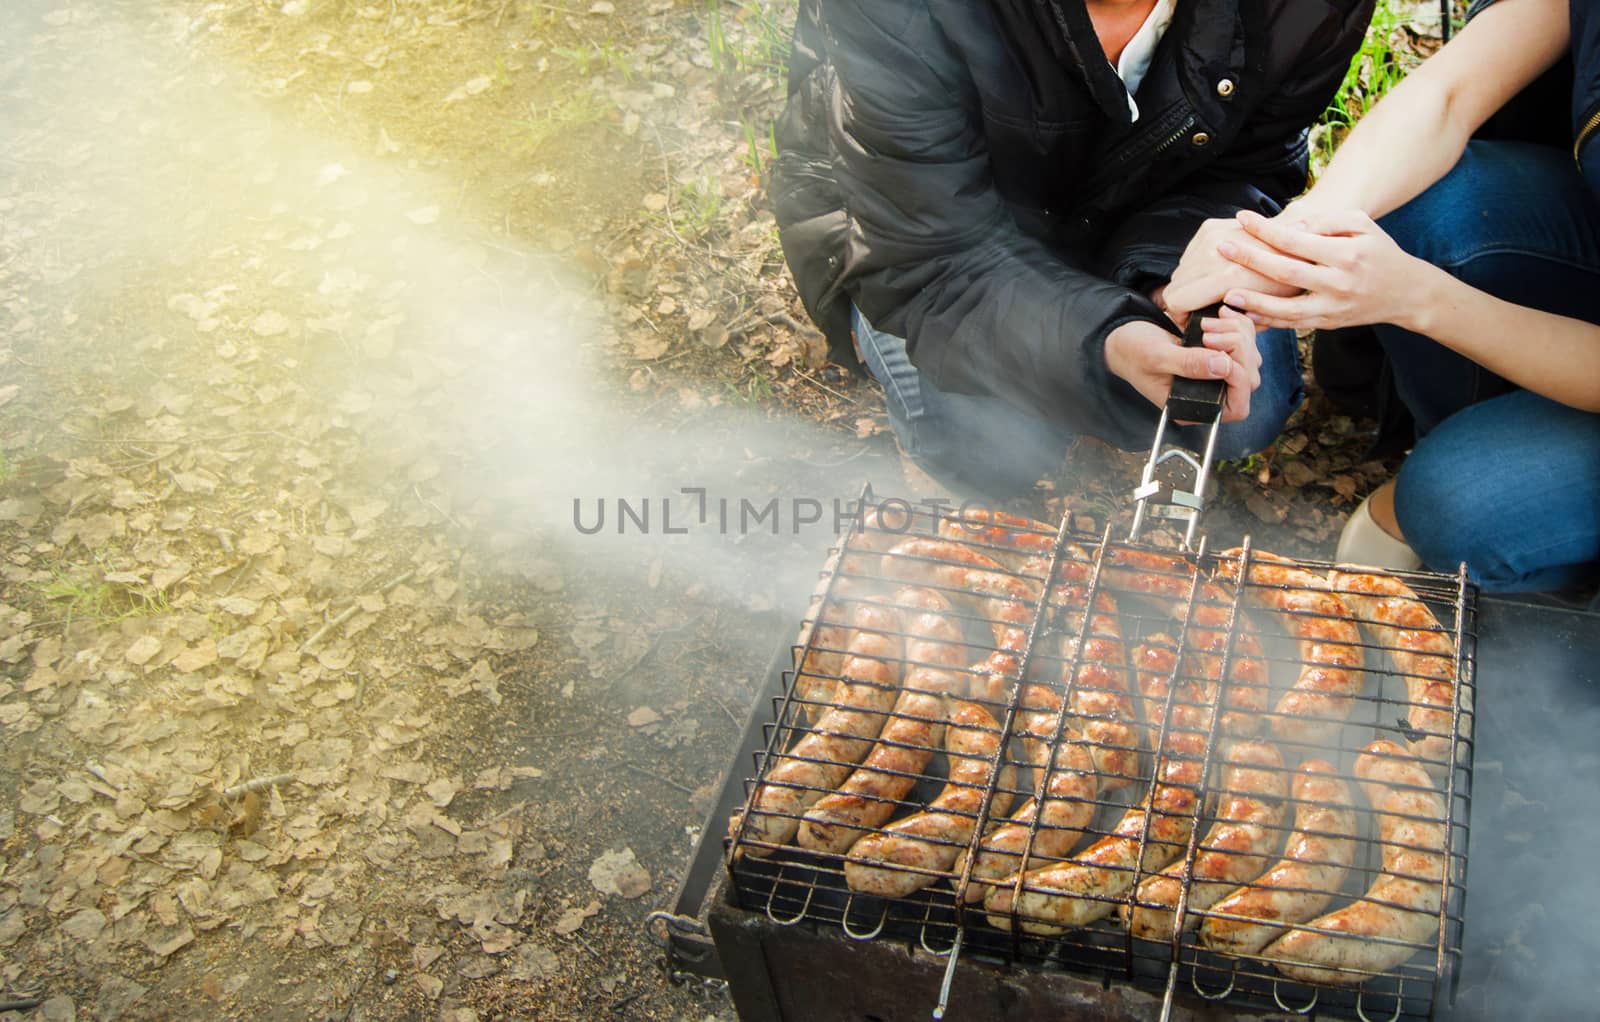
1263 740 1449 984
1214 550 1366 747
843 700 1015 898
984 728 1207 933
735 601 904 855
799 588 967 855
983 636 1221 934
928 519 1141 789
794 508 905 722
953 736 1098 902
1123 739 1288 941
879 537 1041 704
1198 759 1359 957
1328 569 1464 773
1103 546 1269 734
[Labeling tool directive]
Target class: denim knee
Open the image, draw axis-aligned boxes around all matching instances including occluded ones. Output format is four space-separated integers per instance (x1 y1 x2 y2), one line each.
1388 431 1574 591
1208 327 1304 461
1392 451 1501 585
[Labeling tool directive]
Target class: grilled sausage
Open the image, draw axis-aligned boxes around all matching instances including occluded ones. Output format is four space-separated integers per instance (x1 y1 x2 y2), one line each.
1328 569 1463 772
1263 740 1448 985
938 507 1056 546
983 629 1232 934
800 588 967 855
954 593 1138 900
1198 760 1359 957
1216 550 1366 747
1103 546 1269 734
843 700 1015 898
984 728 1207 934
928 520 1140 788
1023 545 1141 792
736 602 904 854
954 736 1097 902
880 538 1040 703
794 509 903 722
1123 739 1288 941
1055 603 1140 792
1130 635 1213 739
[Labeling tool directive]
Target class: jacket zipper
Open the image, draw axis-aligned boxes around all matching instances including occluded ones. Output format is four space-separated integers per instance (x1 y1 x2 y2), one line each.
1149 114 1198 159
1576 106 1600 170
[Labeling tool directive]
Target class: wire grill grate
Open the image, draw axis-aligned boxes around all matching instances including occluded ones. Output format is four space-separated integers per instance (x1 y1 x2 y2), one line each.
724 504 1475 1022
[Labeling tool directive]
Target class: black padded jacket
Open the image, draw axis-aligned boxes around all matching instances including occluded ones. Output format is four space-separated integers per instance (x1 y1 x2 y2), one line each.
772 0 1375 449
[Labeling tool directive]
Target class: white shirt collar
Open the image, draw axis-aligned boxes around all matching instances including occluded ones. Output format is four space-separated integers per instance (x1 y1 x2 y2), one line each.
1114 0 1178 122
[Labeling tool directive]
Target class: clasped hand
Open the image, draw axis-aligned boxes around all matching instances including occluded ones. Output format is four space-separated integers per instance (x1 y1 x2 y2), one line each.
1164 208 1423 333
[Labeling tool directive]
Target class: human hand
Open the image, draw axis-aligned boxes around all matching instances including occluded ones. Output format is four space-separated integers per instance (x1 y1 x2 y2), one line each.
1163 217 1300 325
1218 208 1426 330
1104 308 1261 424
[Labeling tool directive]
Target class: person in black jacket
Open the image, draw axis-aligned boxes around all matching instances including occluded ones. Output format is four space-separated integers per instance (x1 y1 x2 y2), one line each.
772 0 1375 494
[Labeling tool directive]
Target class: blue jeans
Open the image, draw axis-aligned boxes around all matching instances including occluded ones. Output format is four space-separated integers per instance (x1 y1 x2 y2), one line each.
1376 141 1600 594
852 306 1304 496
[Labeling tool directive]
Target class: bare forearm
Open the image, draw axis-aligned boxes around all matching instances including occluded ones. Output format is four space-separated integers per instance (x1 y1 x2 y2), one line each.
1407 262 1600 412
1289 74 1465 220
1291 0 1569 221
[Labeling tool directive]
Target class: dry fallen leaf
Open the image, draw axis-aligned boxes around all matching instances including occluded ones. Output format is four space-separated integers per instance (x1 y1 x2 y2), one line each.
424 778 457 809
414 974 444 999
251 311 290 337
630 333 669 360
125 635 162 666
626 706 660 728
551 900 601 936
588 848 651 899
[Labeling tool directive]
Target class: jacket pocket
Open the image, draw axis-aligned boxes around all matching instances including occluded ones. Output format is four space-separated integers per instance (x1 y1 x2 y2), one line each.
775 207 855 365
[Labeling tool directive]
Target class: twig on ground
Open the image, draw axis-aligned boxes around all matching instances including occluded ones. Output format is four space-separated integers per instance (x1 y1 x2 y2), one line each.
220 555 258 597
569 932 604 960
222 773 295 801
623 763 693 795
302 568 416 651
301 604 361 652
0 999 43 1013
414 484 464 530
792 369 857 404
607 991 643 1013
710 692 740 729
792 445 873 469
86 762 122 792
338 965 372 1022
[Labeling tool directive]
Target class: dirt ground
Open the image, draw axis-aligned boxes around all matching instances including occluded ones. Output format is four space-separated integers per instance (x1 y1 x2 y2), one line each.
0 2 1397 1020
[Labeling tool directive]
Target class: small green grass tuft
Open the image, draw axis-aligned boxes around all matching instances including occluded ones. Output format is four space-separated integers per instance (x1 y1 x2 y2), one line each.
724 372 774 405
705 0 792 86
552 38 634 83
517 90 610 153
1313 0 1431 173
670 174 725 239
33 566 170 631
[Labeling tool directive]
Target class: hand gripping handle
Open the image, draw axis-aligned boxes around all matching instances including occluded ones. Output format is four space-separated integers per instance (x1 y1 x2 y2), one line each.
1165 302 1228 424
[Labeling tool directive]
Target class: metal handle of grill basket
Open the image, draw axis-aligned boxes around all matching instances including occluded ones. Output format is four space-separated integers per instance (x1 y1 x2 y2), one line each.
1165 302 1228 424
1128 303 1230 546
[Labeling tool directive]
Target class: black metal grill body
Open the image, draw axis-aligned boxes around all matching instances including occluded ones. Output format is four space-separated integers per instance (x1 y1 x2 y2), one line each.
659 514 1598 1021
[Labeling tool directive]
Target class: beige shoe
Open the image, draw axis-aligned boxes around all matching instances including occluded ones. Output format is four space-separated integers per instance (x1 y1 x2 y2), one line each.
1335 493 1422 570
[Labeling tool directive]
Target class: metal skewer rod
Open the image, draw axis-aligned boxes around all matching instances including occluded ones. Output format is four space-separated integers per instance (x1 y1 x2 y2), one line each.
932 926 963 1020
1184 409 1225 550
